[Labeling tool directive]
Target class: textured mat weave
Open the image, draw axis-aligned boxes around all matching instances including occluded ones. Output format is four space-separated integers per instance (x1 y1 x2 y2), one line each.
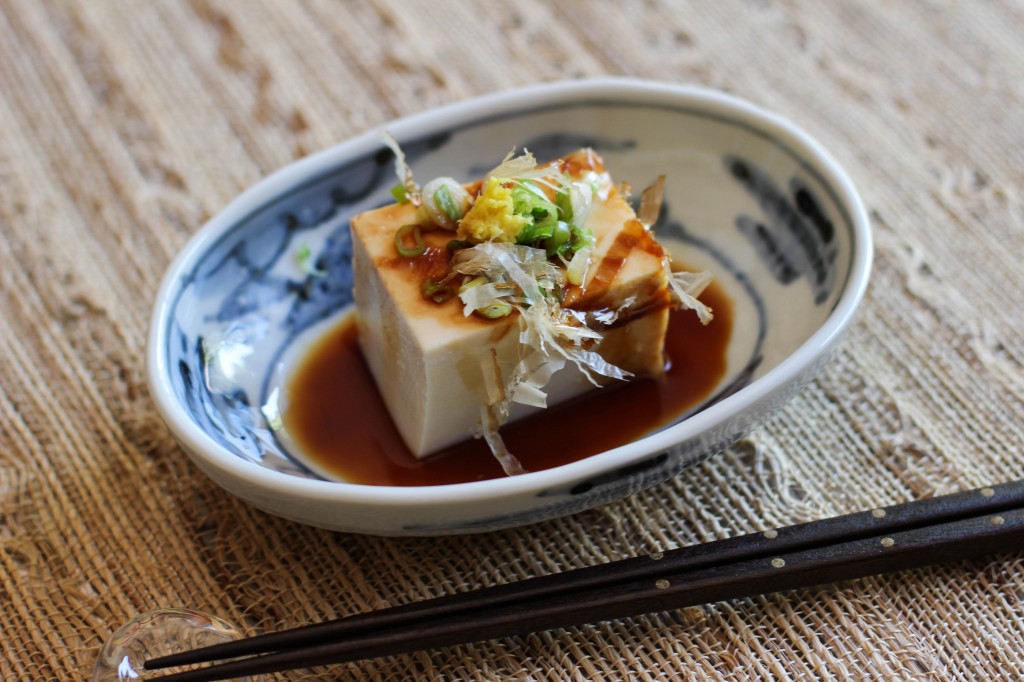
1 1 1023 679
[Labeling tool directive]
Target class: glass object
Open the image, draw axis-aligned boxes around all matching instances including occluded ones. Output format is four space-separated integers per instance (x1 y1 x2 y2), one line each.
92 608 261 681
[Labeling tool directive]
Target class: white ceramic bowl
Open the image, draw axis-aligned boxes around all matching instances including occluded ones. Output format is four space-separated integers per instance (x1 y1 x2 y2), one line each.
147 78 871 535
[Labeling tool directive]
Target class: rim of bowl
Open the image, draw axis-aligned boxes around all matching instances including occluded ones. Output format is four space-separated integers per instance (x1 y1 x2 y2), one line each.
147 76 873 509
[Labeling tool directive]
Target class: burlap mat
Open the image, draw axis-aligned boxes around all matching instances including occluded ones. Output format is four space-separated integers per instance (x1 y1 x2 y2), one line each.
2 1 1023 679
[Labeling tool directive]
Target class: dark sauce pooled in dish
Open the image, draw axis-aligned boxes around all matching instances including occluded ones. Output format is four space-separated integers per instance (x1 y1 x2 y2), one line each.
281 279 732 486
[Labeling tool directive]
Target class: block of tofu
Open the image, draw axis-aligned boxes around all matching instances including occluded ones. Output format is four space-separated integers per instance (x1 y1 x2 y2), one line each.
350 159 672 458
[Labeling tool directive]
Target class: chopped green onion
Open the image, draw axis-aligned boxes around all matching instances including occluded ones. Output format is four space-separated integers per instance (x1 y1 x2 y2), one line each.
515 212 557 245
512 184 557 214
571 225 595 250
420 277 454 303
543 221 571 256
394 224 425 258
516 222 552 246
555 177 574 222
296 244 326 277
390 183 409 204
476 300 513 318
458 274 489 292
434 184 461 223
511 181 564 247
446 239 473 252
458 276 488 294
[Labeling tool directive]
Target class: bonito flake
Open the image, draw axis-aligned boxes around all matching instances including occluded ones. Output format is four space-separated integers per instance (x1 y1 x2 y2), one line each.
349 141 711 474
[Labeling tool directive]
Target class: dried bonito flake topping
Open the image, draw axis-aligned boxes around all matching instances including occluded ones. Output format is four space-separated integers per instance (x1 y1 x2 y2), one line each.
377 132 713 475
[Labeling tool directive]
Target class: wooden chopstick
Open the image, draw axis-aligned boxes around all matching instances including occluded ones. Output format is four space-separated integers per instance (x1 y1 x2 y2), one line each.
146 480 1024 681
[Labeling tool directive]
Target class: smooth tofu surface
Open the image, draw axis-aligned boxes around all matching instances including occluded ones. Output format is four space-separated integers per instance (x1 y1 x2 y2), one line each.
350 182 671 458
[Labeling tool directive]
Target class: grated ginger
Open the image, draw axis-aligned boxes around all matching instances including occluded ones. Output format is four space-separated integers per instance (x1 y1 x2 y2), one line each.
456 177 528 243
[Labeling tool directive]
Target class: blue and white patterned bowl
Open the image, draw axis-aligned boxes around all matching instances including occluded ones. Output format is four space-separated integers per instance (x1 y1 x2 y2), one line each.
147 78 871 536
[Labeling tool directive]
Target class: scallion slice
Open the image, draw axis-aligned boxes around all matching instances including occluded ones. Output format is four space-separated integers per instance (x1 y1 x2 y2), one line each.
458 276 489 294
543 221 571 256
477 300 513 318
390 183 409 204
420 277 455 303
447 239 473 252
434 184 461 223
394 224 425 258
296 244 326 277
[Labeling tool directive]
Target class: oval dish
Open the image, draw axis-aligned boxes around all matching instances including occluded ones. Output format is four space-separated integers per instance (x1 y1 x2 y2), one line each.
147 78 871 535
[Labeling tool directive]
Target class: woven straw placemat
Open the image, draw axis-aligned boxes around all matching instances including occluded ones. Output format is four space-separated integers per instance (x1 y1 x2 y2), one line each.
2 1 1023 679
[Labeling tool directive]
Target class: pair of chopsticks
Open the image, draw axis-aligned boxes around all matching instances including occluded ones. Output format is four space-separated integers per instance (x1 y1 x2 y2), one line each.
146 479 1024 681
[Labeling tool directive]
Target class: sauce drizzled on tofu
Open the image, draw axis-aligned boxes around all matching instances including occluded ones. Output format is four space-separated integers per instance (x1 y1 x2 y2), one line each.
281 278 732 486
563 217 672 318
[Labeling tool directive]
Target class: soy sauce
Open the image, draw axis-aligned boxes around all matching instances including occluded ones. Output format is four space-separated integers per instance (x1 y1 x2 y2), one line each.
282 281 732 486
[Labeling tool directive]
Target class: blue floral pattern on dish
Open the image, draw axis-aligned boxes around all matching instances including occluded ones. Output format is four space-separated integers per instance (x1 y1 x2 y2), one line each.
726 155 838 305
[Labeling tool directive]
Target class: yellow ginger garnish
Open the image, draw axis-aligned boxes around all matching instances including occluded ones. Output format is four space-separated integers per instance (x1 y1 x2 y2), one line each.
456 177 528 243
